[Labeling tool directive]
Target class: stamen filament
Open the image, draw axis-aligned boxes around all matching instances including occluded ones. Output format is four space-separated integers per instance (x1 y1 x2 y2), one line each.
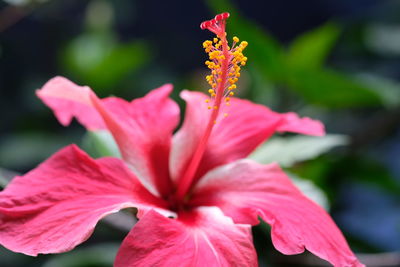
175 32 230 202
175 12 247 203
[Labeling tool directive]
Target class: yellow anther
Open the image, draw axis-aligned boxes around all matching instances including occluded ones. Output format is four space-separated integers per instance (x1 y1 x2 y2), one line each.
224 113 229 117
226 102 231 106
211 51 220 57
202 37 248 109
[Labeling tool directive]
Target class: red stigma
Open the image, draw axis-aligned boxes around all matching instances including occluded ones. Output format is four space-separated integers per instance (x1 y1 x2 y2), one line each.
200 12 230 36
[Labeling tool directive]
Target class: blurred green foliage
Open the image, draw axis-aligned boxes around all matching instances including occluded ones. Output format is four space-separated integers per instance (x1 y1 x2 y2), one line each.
286 22 340 69
63 34 150 91
249 134 348 168
207 0 400 108
61 0 151 93
1 0 400 266
42 243 119 267
83 130 120 158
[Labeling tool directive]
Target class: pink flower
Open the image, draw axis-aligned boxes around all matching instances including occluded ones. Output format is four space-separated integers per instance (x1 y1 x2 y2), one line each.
0 13 363 267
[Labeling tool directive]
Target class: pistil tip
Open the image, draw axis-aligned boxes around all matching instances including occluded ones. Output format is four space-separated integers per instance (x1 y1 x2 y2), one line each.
200 12 230 32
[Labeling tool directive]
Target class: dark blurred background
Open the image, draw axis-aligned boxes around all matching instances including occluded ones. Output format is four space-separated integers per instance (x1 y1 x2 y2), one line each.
1 0 400 266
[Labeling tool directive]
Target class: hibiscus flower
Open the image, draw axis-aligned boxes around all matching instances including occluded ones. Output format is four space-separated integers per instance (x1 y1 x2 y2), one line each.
0 12 363 267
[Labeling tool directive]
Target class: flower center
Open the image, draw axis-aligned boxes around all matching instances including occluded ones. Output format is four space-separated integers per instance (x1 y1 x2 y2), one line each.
174 13 248 204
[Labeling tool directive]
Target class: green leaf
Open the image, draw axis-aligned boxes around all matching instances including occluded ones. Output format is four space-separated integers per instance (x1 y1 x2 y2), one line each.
287 22 340 69
0 133 74 170
334 156 400 195
62 33 150 91
102 211 137 232
249 134 349 167
293 155 400 200
288 172 330 210
89 40 150 88
82 130 121 158
365 23 400 56
206 0 384 108
0 168 18 188
0 176 7 188
287 68 383 108
42 243 119 267
355 73 400 108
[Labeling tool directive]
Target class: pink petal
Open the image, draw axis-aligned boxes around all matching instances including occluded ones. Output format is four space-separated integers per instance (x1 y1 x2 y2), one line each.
0 145 170 256
190 160 363 267
89 86 179 197
115 207 257 267
37 76 106 130
277 112 325 136
37 77 180 197
170 91 325 183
